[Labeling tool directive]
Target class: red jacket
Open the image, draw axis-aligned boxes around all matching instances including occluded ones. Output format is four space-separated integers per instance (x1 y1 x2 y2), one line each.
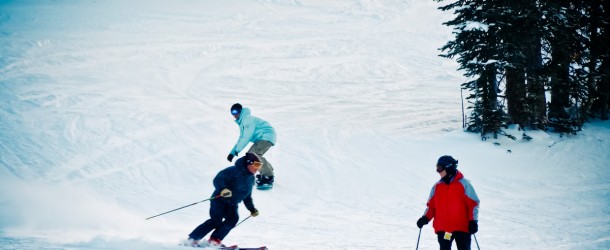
424 170 479 233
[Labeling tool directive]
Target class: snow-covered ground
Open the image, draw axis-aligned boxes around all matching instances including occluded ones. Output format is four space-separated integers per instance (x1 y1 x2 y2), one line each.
1 0 609 249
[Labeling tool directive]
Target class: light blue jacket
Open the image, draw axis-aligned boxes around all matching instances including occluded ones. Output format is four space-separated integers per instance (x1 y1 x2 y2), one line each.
230 107 276 155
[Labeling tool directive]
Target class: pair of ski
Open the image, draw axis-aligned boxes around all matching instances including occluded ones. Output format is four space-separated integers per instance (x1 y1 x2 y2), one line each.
186 243 267 250
216 246 267 250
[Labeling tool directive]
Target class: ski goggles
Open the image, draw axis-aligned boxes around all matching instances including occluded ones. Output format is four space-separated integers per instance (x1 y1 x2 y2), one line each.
436 165 445 173
246 159 263 167
231 109 240 115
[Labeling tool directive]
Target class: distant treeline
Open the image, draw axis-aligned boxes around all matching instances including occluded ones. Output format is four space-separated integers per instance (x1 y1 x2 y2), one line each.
435 0 610 137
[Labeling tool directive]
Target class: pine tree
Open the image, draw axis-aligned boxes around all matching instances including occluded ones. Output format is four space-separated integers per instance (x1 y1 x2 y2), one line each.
434 0 610 137
586 0 610 120
436 0 508 137
541 0 609 132
543 0 584 133
502 0 544 130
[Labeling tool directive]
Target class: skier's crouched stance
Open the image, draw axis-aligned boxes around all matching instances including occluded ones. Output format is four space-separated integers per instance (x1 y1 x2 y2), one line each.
187 153 262 247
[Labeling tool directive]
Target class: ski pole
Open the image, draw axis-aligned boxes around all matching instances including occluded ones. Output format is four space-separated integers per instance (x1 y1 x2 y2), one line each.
145 193 226 220
235 215 252 227
473 233 481 250
416 227 421 250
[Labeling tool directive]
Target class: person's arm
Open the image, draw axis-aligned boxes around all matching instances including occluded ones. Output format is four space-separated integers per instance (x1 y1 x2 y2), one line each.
213 168 230 191
460 179 480 221
243 192 255 212
417 184 437 228
424 184 437 220
231 119 256 155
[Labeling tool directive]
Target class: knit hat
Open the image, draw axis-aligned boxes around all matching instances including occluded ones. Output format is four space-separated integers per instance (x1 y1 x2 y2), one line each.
230 103 242 115
244 152 260 165
437 155 458 174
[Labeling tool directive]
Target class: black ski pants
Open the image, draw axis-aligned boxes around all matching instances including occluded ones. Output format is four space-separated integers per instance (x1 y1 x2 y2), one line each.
188 200 239 241
436 231 471 250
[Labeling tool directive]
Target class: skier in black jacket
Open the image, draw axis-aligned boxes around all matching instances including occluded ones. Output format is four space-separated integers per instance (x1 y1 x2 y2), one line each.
187 153 262 247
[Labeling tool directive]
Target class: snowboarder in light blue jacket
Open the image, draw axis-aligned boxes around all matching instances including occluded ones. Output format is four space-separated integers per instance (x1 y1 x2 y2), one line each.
227 103 276 187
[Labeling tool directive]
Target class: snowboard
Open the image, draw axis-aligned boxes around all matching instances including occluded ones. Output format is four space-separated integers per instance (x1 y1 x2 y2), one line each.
256 183 273 190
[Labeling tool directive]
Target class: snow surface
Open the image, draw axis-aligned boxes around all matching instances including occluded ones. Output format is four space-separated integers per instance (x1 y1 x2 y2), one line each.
1 0 609 249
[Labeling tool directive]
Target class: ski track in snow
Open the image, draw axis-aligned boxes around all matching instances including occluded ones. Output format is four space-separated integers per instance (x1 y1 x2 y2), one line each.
1 1 610 250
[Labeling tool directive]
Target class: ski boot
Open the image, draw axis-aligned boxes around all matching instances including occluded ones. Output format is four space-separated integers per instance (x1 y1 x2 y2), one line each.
182 238 200 247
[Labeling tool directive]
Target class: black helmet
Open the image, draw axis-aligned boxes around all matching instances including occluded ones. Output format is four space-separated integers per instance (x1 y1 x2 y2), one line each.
244 152 260 165
437 155 458 175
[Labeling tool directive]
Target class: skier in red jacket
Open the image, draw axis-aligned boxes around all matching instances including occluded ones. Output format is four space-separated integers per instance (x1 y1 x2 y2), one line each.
416 155 480 250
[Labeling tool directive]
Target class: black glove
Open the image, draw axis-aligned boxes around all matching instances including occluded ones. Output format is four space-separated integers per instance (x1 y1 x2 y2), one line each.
469 220 478 234
416 216 429 228
227 153 234 162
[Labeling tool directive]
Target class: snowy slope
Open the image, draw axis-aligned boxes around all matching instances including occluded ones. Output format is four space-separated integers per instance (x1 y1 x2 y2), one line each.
1 0 609 249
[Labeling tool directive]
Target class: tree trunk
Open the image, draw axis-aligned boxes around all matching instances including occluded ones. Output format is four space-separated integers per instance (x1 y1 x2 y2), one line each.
525 32 546 129
548 42 571 121
595 0 609 120
583 0 602 122
505 67 527 128
481 64 499 135
600 57 610 120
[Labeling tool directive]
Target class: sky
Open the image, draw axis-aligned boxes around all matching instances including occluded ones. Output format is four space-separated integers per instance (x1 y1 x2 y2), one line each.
1 0 610 249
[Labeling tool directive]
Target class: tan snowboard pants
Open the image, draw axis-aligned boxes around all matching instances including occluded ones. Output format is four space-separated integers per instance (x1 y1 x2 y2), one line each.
247 140 274 177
